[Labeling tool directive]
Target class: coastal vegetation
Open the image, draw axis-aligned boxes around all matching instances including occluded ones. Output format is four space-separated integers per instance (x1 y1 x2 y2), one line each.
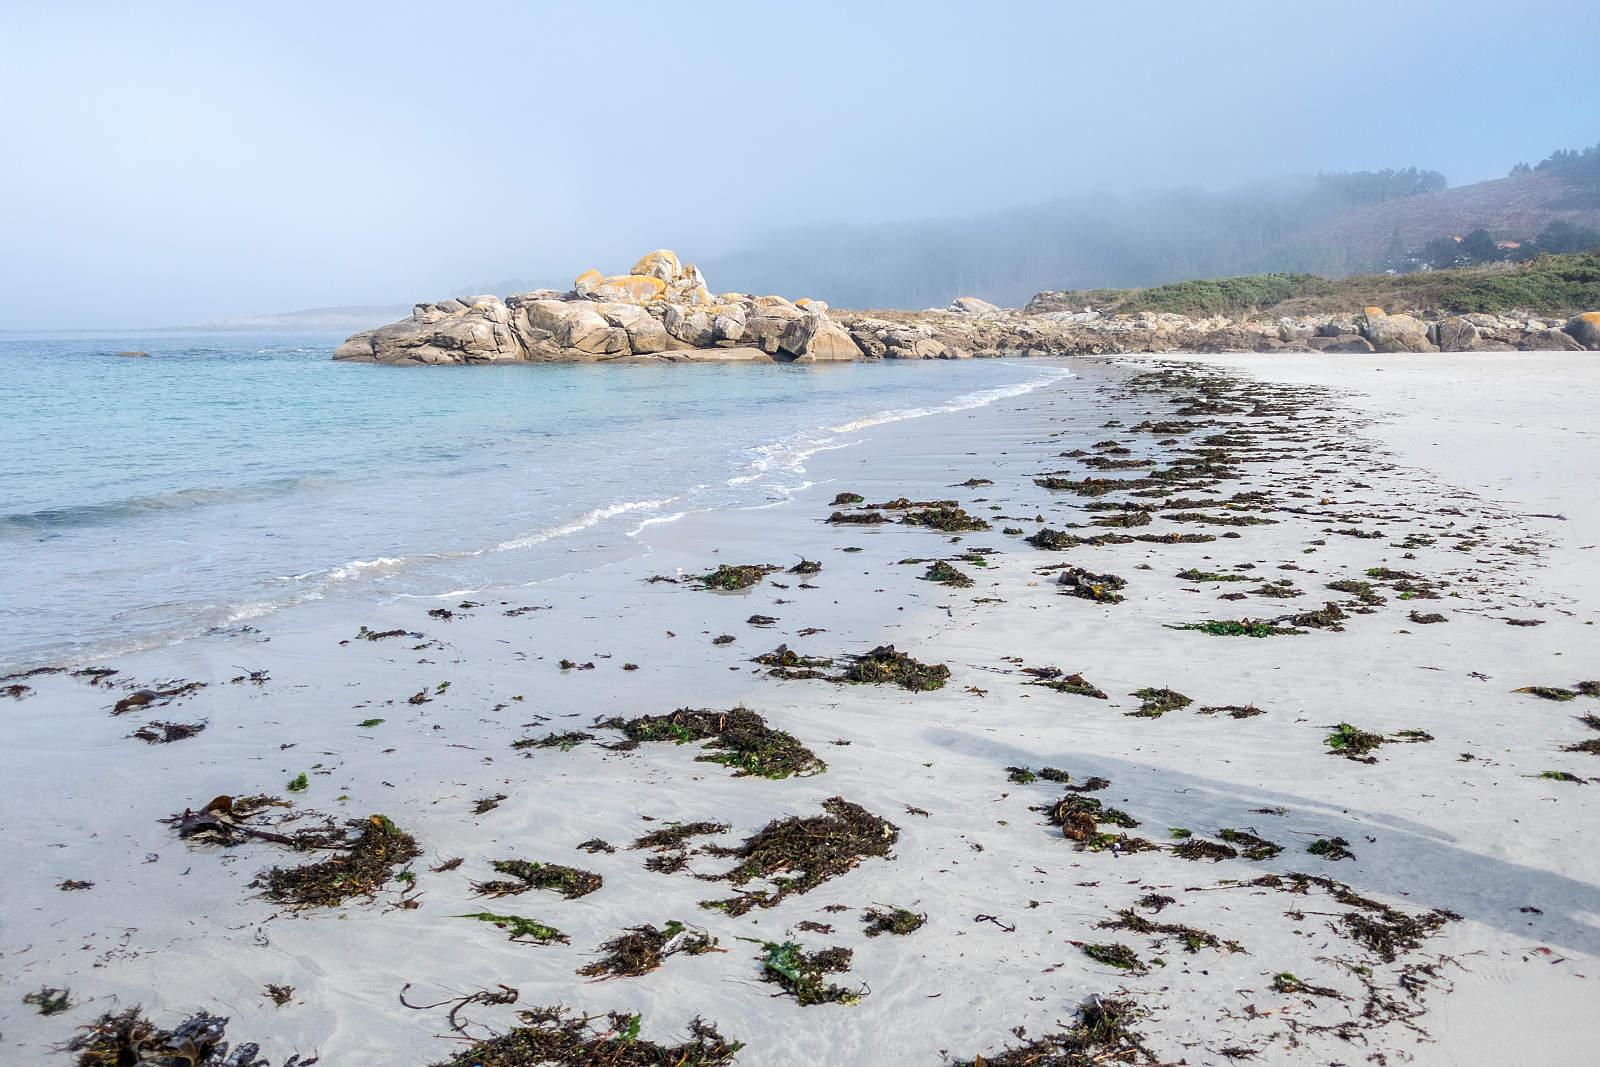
1032 251 1600 319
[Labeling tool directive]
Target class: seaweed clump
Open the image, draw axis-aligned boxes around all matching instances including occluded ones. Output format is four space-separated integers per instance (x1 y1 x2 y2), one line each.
1324 723 1387 763
1168 618 1305 637
921 560 974 587
758 942 864 1005
259 814 420 907
1047 795 1144 852
862 905 926 936
751 645 834 680
130 720 207 744
600 706 826 779
689 564 780 590
473 860 602 900
948 996 1146 1067
67 1007 318 1066
1055 567 1127 604
899 506 990 532
1216 828 1283 860
1022 667 1108 699
827 510 887 525
1129 687 1191 717
1080 942 1145 971
838 644 950 692
428 1007 741 1067
578 921 719 980
699 797 898 916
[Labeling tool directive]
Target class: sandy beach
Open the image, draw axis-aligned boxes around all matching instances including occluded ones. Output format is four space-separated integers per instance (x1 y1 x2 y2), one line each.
4 352 1597 1066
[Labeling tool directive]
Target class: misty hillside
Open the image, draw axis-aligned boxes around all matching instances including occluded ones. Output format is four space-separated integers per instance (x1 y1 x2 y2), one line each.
700 162 1600 310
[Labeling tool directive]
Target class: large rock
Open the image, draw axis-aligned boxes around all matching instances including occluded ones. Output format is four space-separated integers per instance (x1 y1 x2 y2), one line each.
592 275 667 303
1520 328 1585 352
663 305 714 346
1433 316 1480 352
1565 312 1600 350
777 313 862 362
630 250 680 282
1360 307 1437 353
949 296 1000 315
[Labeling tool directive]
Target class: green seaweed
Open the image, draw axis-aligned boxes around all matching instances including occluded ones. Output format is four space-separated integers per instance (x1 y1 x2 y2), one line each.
454 911 569 944
1308 837 1355 860
1080 942 1145 971
1167 619 1305 637
1325 723 1386 762
758 942 863 1005
690 564 780 591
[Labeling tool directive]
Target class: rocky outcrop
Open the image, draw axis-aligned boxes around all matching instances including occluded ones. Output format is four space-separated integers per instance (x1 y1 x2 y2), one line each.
1360 307 1437 353
334 251 855 366
335 250 1600 365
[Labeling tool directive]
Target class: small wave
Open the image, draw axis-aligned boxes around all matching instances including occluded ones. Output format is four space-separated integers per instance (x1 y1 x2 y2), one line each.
492 497 677 552
630 510 690 536
0 476 332 535
825 368 1071 434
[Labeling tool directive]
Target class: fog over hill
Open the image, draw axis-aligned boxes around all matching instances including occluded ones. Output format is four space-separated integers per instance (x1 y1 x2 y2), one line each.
699 164 1600 312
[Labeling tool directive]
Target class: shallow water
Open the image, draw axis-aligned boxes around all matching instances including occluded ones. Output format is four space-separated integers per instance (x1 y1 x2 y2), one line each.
0 332 1070 670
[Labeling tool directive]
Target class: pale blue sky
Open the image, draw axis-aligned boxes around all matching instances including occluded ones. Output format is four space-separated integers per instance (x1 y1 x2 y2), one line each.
1 1 1594 328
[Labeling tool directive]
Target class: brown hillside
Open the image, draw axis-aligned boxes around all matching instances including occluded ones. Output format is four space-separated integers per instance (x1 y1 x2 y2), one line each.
1293 169 1600 268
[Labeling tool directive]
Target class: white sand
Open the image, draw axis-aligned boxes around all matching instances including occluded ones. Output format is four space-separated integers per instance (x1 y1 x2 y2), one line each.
2 352 1596 1065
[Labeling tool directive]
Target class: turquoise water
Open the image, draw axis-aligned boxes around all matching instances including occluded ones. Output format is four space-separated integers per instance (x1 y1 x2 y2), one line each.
0 332 1069 671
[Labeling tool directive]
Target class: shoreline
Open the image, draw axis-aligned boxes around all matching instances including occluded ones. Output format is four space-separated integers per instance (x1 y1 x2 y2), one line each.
0 354 1071 677
4 352 1597 1065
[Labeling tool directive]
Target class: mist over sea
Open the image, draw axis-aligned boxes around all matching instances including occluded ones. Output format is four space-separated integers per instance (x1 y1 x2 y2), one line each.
0 333 1068 672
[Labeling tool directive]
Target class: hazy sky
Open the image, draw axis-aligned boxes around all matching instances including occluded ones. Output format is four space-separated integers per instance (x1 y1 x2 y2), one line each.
1 1 1594 329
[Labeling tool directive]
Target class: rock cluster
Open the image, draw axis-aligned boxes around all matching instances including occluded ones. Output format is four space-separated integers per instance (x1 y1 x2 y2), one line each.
334 251 1600 365
333 250 856 366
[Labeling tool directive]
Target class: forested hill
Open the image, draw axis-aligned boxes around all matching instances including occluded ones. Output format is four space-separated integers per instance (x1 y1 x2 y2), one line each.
701 154 1600 311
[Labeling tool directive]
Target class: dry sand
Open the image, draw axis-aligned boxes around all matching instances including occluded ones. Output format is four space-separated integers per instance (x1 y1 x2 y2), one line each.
2 352 1596 1066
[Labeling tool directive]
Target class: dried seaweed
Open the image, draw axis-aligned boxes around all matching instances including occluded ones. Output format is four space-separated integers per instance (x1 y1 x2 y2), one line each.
578 921 719 980
1022 667 1108 699
130 720 206 744
600 706 826 779
837 645 950 692
699 797 898 916
512 731 593 751
473 860 602 900
427 1008 740 1067
948 996 1146 1067
259 814 420 907
1129 687 1191 717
